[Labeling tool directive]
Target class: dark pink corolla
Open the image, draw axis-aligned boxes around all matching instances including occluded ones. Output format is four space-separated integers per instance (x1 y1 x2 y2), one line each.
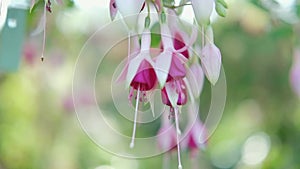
130 60 157 91
161 78 187 107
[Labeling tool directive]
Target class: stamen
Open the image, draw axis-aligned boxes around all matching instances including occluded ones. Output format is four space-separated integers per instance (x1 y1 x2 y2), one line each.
128 87 134 104
174 106 183 169
130 85 140 148
41 0 47 62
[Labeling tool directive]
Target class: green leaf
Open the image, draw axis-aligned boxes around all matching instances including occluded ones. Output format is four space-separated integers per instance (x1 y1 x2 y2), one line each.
216 2 227 17
217 0 228 9
296 4 300 18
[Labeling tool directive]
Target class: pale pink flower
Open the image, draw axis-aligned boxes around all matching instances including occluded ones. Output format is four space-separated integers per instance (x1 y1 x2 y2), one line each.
190 0 215 25
200 43 222 85
157 113 177 151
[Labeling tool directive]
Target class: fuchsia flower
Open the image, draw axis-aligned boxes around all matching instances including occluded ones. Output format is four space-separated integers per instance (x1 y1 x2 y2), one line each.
201 43 222 85
290 49 300 98
118 29 157 148
200 26 222 85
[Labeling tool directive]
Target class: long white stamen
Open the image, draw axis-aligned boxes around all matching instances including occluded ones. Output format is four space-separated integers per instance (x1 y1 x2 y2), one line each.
41 0 47 62
130 85 140 148
174 106 183 169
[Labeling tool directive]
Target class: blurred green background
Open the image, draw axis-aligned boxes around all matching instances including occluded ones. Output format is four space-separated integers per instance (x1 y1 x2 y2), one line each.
0 0 300 169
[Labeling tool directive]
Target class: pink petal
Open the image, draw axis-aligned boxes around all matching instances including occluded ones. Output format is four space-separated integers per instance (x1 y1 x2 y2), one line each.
290 49 300 98
109 0 118 21
201 43 222 85
186 62 205 97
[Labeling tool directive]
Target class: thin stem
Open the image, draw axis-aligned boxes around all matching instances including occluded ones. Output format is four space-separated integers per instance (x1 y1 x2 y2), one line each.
147 2 151 17
174 106 183 169
130 85 140 148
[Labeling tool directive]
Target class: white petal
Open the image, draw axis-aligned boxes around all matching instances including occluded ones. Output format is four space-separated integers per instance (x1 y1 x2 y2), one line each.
191 0 214 25
165 81 179 108
140 29 151 51
160 23 174 50
115 0 144 29
200 43 222 85
155 51 172 88
126 54 144 87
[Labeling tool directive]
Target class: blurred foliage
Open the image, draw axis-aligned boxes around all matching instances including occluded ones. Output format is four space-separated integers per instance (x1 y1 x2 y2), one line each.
0 0 300 169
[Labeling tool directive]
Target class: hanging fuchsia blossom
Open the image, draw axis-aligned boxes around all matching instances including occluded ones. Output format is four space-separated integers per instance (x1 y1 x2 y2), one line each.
118 28 157 148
